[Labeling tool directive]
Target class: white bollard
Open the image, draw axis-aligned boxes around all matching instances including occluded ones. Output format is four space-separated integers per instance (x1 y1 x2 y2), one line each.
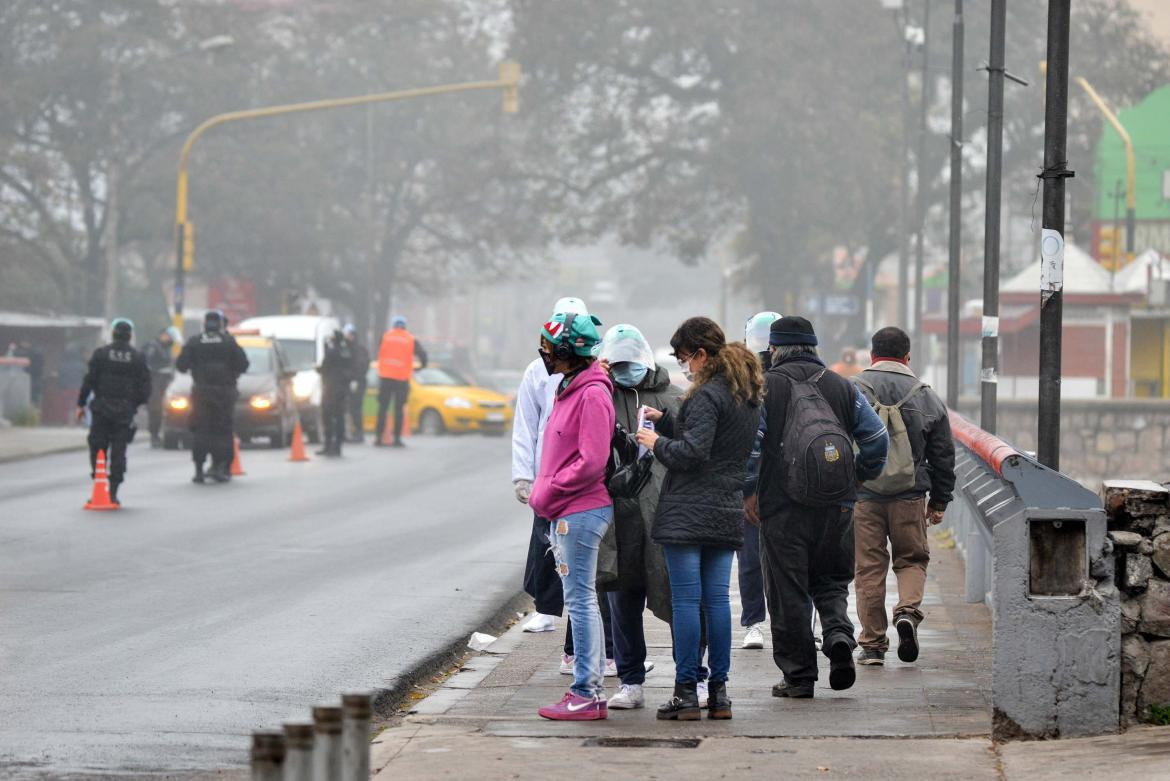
341 692 373 781
251 730 286 781
282 721 315 781
312 705 343 781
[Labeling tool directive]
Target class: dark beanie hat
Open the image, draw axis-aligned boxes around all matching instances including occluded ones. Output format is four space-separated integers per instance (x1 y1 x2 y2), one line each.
769 315 818 346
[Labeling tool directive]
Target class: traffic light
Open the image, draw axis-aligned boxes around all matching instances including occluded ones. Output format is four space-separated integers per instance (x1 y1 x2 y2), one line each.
1097 225 1120 271
181 221 195 272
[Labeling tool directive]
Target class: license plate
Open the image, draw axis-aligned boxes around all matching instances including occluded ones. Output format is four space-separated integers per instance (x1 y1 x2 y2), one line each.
485 413 505 423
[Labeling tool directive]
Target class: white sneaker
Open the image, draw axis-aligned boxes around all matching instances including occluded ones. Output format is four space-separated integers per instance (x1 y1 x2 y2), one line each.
742 624 765 650
607 683 644 709
644 660 655 673
523 613 557 633
604 658 618 677
696 680 709 709
559 654 574 675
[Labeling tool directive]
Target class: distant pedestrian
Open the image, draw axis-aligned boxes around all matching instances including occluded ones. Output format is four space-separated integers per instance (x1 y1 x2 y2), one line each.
638 317 762 721
343 324 370 442
76 319 150 506
142 326 180 448
317 328 354 457
529 310 614 721
374 316 427 447
829 347 862 379
852 326 955 667
597 324 681 712
176 310 249 484
752 316 887 699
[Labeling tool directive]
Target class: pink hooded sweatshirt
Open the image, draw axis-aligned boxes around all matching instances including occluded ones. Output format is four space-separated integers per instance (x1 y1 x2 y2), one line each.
529 361 615 521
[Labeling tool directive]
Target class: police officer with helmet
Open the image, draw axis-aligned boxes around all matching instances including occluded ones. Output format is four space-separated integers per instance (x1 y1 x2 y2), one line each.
76 318 151 506
176 310 249 484
317 328 354 456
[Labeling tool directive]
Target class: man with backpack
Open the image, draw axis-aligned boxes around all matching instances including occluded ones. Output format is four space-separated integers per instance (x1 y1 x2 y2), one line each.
851 327 955 667
752 316 888 699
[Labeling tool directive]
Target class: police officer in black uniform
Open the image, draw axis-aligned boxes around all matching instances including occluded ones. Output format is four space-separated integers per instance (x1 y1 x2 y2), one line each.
142 326 180 447
76 318 151 505
343 324 370 443
317 328 354 456
176 310 249 483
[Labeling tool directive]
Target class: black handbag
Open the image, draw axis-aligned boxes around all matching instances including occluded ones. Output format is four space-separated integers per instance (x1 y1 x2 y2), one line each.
607 423 655 499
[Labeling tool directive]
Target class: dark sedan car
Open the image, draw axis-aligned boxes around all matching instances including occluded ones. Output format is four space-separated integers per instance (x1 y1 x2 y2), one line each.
162 333 298 449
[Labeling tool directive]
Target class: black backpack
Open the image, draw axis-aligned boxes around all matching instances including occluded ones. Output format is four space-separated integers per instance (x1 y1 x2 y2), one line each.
780 369 855 506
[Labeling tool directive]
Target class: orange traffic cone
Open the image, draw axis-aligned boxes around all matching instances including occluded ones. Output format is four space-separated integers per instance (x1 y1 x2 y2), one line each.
289 419 309 462
84 450 119 511
230 436 246 476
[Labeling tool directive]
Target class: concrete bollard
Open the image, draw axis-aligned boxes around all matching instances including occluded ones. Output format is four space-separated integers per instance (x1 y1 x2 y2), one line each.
341 692 373 781
252 730 287 781
282 721 315 781
312 705 344 781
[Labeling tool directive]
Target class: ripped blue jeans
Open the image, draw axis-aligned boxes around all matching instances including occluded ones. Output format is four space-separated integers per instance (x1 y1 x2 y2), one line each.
549 505 613 698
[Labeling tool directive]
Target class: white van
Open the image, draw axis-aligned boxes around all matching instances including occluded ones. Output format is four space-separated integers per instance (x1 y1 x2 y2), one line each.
237 315 341 443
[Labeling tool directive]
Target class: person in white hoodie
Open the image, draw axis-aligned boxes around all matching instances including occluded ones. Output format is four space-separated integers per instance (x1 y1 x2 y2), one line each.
513 297 616 675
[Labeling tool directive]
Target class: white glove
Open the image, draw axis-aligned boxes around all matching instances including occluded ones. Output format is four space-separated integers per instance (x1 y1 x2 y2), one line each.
514 479 531 505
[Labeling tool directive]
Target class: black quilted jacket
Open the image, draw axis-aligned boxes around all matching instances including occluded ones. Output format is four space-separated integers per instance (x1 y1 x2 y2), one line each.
651 374 761 550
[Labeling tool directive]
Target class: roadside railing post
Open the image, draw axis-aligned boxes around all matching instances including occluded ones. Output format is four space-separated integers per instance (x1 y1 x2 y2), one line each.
341 692 373 781
251 730 286 781
312 705 343 781
965 529 986 603
282 721 314 781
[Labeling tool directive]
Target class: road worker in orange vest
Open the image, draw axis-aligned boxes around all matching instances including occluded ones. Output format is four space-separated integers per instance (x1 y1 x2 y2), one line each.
375 315 428 447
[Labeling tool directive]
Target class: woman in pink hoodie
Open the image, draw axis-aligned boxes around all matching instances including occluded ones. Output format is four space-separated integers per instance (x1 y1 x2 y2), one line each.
528 311 616 721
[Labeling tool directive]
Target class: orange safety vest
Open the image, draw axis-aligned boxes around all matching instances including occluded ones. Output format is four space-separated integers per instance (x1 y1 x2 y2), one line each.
377 329 415 380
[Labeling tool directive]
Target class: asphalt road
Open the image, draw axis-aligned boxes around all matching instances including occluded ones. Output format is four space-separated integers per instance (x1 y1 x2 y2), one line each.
0 435 528 776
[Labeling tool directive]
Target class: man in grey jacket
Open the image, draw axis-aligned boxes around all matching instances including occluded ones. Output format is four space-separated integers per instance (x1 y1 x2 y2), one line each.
852 326 956 667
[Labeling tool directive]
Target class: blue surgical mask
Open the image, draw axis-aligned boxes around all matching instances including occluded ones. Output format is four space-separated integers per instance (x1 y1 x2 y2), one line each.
612 362 649 388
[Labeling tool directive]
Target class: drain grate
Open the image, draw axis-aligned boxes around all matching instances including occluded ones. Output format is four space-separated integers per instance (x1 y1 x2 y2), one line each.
582 737 702 749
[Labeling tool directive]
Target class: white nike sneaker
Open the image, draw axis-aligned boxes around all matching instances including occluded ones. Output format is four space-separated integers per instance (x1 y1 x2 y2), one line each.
607 683 645 710
559 654 575 675
644 660 656 673
522 613 556 633
742 624 765 650
696 679 709 709
604 658 618 677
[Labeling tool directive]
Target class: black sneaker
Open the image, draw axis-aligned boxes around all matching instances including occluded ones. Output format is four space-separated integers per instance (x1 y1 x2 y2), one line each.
827 638 856 690
771 680 814 698
895 616 920 663
856 648 885 666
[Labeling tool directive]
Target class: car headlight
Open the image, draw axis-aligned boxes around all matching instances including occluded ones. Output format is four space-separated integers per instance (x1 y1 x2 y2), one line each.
443 396 473 409
168 395 189 410
292 373 315 400
250 393 275 410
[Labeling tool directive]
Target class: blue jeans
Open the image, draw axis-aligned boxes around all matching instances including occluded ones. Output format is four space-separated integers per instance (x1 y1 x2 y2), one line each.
663 544 734 684
550 506 613 698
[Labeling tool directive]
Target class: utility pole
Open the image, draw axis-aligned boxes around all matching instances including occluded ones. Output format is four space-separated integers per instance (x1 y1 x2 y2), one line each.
1037 0 1074 469
913 0 931 355
896 6 912 332
946 0 964 409
980 0 1007 434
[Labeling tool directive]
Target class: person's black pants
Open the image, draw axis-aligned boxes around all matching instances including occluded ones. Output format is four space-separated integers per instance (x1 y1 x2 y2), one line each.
375 378 410 442
761 502 856 685
192 431 233 471
607 589 649 685
147 375 169 439
738 514 767 627
565 594 614 660
523 512 564 615
88 413 131 486
321 385 348 453
348 380 367 440
191 387 235 472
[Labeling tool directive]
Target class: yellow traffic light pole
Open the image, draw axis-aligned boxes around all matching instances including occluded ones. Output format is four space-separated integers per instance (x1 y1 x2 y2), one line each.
1075 77 1136 267
171 61 521 334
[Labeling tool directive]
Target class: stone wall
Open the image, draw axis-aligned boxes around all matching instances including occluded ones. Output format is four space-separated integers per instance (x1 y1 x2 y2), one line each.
958 398 1170 489
1104 479 1170 726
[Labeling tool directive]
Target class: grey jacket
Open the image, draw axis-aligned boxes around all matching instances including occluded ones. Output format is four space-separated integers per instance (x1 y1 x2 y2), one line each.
853 361 956 508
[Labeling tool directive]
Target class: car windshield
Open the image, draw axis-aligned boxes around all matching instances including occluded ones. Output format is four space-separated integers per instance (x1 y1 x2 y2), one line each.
242 346 273 375
278 339 316 370
415 367 470 387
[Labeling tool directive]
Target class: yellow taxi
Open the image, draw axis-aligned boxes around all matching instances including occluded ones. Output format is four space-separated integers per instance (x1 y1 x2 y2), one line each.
363 363 513 436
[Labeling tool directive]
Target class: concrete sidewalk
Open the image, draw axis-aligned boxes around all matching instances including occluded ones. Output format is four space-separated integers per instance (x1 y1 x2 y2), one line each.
0 425 88 463
369 543 1170 779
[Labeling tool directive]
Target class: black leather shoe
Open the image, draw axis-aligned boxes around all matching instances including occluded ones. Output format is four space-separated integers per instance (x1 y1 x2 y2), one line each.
771 680 814 698
707 680 732 719
657 682 701 720
828 638 856 691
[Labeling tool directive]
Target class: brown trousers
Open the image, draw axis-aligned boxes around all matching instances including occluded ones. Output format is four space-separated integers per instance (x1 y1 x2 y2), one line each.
854 497 929 652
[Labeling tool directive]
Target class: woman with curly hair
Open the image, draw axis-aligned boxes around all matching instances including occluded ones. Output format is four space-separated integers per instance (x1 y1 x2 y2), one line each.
636 316 763 721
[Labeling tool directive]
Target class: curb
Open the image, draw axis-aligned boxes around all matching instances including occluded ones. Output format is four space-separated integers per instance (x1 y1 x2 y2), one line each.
367 588 533 718
0 442 88 464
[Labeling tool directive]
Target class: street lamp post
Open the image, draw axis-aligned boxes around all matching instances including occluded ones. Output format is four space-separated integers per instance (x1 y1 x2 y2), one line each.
980 0 1007 434
945 0 964 410
170 62 521 335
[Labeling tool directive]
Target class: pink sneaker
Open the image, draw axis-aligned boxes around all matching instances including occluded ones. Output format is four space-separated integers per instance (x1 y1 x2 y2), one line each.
538 692 608 721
